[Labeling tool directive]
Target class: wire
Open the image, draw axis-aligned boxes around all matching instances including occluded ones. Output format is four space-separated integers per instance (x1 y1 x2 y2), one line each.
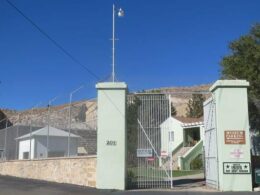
5 0 126 119
6 0 100 81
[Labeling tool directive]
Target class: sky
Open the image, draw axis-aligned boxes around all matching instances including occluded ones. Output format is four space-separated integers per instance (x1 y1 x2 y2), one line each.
0 0 260 110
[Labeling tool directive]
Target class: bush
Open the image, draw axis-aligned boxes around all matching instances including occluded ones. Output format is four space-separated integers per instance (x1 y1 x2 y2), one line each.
190 155 203 170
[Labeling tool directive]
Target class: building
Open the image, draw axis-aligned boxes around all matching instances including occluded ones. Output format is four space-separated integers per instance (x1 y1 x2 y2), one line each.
160 116 204 170
16 126 80 159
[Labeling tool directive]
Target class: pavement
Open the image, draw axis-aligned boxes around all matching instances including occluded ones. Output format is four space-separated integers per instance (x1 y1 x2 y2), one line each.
0 175 258 195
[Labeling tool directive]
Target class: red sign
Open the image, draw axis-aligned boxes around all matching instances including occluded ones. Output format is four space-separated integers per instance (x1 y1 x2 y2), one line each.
147 157 155 162
161 150 168 157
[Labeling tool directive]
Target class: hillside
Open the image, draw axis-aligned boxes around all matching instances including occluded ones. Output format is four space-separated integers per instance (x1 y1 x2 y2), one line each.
0 100 97 130
145 84 211 116
0 84 211 128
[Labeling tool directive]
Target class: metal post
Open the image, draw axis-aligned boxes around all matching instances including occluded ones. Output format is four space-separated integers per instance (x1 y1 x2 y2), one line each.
4 119 7 160
15 114 20 160
68 85 84 157
169 95 173 189
68 94 72 157
112 4 115 82
46 97 57 158
29 102 41 159
47 104 50 158
29 119 32 159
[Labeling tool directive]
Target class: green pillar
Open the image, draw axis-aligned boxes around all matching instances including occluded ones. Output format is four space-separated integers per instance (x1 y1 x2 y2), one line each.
96 82 127 190
210 80 252 191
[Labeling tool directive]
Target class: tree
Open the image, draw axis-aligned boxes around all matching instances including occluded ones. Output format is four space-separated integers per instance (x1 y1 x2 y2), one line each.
126 96 141 167
186 94 205 118
220 24 260 133
0 110 12 129
171 103 177 116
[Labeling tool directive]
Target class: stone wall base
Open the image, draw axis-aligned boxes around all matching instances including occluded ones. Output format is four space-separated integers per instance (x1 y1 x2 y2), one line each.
0 156 96 188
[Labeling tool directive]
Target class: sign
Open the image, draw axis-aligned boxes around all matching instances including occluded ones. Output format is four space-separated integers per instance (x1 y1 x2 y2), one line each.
160 150 168 157
224 130 246 144
137 149 153 157
230 148 244 159
223 162 251 174
147 157 155 162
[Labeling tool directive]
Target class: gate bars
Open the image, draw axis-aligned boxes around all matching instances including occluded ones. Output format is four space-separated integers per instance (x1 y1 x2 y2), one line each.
203 96 219 189
127 94 173 189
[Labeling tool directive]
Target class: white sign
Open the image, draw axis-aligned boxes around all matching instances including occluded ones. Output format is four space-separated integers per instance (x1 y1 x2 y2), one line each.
230 148 244 159
137 149 153 157
223 162 251 174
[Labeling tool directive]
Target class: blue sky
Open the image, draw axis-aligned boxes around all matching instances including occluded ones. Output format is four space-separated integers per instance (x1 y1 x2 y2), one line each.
0 0 260 110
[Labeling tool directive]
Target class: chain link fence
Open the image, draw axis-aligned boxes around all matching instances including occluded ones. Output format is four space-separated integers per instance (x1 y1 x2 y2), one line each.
0 100 97 161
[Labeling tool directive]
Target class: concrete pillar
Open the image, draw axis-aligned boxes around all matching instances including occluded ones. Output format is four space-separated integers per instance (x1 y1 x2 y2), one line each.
96 82 127 190
210 80 252 191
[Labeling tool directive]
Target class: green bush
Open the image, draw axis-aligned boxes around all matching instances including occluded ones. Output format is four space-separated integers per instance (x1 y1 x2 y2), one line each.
190 155 203 170
127 169 135 179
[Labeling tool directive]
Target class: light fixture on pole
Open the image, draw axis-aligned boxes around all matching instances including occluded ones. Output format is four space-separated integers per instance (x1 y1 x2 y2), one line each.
112 4 124 82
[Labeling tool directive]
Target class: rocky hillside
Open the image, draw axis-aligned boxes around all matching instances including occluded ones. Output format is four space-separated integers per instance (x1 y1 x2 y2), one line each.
0 100 97 130
0 84 211 128
145 84 211 116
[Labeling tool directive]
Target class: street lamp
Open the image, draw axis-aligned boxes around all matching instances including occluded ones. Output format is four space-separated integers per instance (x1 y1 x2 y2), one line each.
112 4 124 82
68 85 84 157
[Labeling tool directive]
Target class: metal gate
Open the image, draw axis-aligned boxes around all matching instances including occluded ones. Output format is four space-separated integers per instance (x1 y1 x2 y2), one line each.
203 96 219 189
127 94 173 189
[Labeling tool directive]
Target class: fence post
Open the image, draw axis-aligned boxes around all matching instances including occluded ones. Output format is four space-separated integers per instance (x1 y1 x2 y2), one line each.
168 95 173 189
4 119 8 160
29 120 32 159
47 104 50 158
68 102 72 157
15 114 20 160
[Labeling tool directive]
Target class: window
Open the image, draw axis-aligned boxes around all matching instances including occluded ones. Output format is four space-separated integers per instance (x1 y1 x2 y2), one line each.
169 131 174 142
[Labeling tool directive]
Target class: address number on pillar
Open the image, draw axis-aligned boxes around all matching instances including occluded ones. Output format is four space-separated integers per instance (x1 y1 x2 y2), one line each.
106 140 117 146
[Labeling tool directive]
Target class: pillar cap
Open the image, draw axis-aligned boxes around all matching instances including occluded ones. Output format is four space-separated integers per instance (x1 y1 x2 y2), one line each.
210 80 249 92
96 82 127 89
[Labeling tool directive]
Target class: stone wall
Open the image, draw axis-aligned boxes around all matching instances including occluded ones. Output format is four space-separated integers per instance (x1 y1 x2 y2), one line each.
0 156 96 187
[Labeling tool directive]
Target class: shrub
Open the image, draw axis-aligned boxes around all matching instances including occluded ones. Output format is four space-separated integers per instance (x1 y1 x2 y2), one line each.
190 154 203 170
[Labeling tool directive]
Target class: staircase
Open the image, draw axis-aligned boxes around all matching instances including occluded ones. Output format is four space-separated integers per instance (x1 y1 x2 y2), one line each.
172 147 192 170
